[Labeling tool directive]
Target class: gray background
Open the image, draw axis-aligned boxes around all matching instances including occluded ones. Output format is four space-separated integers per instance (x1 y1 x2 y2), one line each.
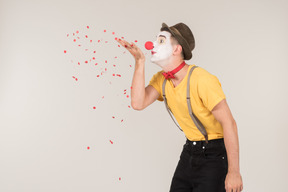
0 0 287 191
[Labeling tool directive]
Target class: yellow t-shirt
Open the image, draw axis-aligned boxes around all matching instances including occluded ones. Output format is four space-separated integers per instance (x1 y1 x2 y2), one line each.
148 64 226 141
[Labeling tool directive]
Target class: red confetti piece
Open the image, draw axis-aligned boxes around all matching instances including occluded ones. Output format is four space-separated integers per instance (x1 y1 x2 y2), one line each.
93 106 96 109
115 56 117 58
98 40 100 43
85 49 88 51
105 41 108 43
135 40 138 42
78 62 80 65
64 50 67 53
73 33 75 36
73 39 76 42
105 68 107 71
110 140 113 144
112 116 115 119
126 95 129 98
76 30 79 34
121 37 124 39
102 96 104 99
87 26 89 29
87 146 90 150
97 75 99 77
118 45 120 47
124 89 127 91
95 63 98 65
67 34 69 37
124 45 127 48
113 65 116 67
105 60 107 63
121 119 123 122
90 40 92 43
78 45 81 46
130 65 132 67
92 57 95 60
131 86 133 89
119 177 121 181
93 51 96 53
85 61 88 63
77 37 80 39
112 74 115 76
115 37 117 40
85 35 88 38
128 105 131 108
112 32 115 35
104 30 106 32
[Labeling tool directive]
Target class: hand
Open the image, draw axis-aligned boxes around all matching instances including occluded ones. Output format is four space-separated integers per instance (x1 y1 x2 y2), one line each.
225 171 243 192
115 37 145 62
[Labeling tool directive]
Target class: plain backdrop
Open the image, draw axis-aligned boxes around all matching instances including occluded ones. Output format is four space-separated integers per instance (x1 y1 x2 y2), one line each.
0 0 287 191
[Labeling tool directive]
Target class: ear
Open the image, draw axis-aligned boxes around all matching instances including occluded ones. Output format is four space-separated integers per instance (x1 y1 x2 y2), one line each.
172 44 182 56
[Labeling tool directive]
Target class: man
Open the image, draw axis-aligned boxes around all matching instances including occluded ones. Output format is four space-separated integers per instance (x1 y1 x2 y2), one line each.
115 22 243 192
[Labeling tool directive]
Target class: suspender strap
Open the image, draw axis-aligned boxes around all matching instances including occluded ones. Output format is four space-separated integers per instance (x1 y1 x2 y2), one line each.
162 79 183 132
162 65 209 144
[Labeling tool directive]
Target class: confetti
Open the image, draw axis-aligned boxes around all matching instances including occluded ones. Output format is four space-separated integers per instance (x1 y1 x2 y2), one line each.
85 35 88 38
87 26 89 29
98 40 100 43
119 177 121 181
87 146 90 150
76 30 79 34
109 140 113 144
126 95 129 98
90 40 92 43
92 57 95 60
85 61 88 63
135 40 138 42
105 60 107 63
112 32 115 35
78 62 80 65
64 50 67 53
115 37 117 40
73 39 76 42
112 116 115 119
93 106 96 109
121 119 123 122
104 30 106 32
93 51 96 53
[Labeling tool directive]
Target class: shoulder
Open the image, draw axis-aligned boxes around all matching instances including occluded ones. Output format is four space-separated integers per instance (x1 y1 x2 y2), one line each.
190 65 219 83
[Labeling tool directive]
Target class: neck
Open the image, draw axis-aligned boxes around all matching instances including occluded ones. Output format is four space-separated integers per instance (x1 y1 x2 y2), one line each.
162 59 189 81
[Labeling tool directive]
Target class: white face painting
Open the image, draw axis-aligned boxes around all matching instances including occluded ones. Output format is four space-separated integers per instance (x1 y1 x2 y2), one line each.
150 31 174 68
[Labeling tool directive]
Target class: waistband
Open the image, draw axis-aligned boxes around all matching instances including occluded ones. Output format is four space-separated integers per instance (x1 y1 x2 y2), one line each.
186 138 224 148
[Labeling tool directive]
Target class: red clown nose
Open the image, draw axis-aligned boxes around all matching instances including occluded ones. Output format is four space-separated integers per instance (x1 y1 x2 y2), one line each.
145 41 154 50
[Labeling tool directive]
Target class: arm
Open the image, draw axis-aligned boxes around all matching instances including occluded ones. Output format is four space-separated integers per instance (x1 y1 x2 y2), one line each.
211 98 243 191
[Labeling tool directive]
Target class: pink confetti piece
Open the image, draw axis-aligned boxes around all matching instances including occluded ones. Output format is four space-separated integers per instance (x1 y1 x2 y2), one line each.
78 62 80 65
87 26 89 29
98 40 100 43
130 65 132 67
112 32 115 35
110 140 113 144
85 49 88 51
121 119 123 122
119 177 121 181
95 63 98 65
64 50 67 53
118 45 120 47
73 33 75 36
105 41 108 43
78 45 81 46
85 35 88 38
72 76 78 81
93 106 96 109
113 65 116 67
73 39 76 42
92 57 95 60
93 51 96 53
114 56 117 58
112 116 115 119
104 30 106 32
121 37 124 39
90 40 92 43
67 34 69 37
77 37 80 39
102 96 104 99
105 68 107 71
131 86 133 89
105 60 107 63
87 146 90 150
126 95 129 98
128 105 131 108
115 37 117 40
76 30 79 34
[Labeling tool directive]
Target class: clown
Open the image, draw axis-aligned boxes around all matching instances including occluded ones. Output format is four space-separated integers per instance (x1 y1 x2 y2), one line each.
115 22 243 192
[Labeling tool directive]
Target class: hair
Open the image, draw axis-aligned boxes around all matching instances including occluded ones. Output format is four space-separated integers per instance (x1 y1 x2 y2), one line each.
171 36 184 60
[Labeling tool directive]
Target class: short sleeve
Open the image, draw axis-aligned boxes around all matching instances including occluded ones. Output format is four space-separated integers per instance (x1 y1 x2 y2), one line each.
148 72 164 102
197 74 226 111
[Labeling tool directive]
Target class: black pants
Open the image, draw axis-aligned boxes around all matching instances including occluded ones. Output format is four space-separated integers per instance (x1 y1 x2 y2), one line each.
169 138 228 192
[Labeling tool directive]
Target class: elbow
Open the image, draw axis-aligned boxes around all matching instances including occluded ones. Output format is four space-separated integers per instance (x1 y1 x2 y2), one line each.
131 102 143 111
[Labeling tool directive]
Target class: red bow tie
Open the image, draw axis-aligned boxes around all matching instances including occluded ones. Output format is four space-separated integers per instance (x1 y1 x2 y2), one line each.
162 61 186 79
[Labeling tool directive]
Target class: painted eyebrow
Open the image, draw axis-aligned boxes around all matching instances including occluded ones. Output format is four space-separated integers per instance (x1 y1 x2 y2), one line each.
156 35 166 38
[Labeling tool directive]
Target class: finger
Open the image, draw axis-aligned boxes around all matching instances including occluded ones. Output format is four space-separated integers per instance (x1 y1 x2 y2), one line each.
116 38 132 49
